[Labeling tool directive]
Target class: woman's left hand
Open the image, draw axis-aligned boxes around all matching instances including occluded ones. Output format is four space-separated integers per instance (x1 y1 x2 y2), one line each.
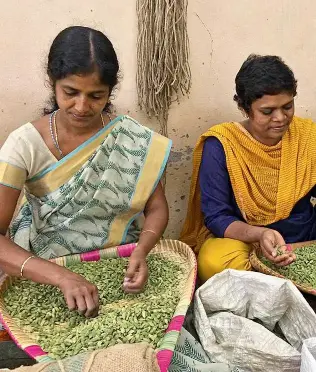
123 252 148 294
259 229 296 266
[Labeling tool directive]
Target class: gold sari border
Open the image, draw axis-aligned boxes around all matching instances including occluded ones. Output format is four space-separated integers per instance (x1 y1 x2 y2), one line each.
107 132 172 245
0 162 26 190
26 116 123 197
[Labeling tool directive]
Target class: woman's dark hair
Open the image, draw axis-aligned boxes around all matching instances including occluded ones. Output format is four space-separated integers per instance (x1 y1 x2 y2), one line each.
44 26 119 114
234 54 297 114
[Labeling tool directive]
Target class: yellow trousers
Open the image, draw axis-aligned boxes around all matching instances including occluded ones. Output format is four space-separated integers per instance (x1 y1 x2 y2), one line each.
197 237 252 281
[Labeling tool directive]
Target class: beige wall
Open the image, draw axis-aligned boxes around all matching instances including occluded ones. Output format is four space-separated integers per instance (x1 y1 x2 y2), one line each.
1 1 316 237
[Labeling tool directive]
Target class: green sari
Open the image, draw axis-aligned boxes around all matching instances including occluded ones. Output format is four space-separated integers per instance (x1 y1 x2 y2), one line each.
5 115 171 259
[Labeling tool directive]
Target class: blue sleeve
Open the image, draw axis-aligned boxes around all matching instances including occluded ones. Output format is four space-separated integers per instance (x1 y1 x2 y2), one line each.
199 137 240 237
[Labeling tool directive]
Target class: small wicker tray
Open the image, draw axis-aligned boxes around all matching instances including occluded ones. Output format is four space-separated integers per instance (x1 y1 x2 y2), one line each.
0 239 197 372
250 240 316 296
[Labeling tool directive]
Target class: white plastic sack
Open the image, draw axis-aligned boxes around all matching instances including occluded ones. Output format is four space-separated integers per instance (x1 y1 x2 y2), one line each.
300 338 316 372
194 269 316 372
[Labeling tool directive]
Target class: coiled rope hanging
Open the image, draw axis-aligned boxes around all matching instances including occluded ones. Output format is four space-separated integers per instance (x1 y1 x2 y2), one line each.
136 0 191 138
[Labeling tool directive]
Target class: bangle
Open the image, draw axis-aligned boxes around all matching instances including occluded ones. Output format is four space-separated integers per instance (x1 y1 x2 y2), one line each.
20 256 35 278
140 229 158 236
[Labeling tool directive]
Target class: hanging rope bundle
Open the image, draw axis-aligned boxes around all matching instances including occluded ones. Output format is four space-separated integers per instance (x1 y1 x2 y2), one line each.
136 0 191 137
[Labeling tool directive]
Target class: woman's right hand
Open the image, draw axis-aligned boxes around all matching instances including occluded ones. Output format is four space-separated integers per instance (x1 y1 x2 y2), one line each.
57 271 99 318
259 229 295 266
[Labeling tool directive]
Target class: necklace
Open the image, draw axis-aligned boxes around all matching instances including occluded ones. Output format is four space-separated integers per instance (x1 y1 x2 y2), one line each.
49 110 109 158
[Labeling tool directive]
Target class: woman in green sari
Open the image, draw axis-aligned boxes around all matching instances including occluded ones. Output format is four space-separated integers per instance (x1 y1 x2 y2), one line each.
0 26 171 318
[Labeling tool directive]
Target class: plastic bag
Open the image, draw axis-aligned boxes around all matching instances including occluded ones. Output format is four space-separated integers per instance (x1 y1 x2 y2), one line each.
300 338 316 372
194 269 316 372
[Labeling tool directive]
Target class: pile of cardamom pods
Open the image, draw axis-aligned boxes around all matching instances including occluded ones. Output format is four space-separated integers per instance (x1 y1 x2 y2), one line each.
4 255 184 359
260 244 316 288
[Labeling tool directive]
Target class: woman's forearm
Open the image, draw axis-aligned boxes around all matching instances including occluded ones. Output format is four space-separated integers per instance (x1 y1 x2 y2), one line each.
224 220 267 243
0 234 70 286
136 209 168 256
133 182 168 257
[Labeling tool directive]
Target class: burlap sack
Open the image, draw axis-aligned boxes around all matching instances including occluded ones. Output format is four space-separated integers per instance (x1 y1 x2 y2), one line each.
12 343 159 372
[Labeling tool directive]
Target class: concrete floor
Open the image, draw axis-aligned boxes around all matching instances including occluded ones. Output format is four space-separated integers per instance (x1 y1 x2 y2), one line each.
0 341 35 369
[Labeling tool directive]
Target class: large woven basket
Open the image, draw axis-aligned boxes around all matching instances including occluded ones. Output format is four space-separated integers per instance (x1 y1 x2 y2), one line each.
250 240 316 296
0 239 197 372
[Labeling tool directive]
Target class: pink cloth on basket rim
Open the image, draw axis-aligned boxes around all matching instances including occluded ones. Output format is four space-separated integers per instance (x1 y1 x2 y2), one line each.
166 315 185 332
157 349 173 372
80 250 101 261
117 243 137 257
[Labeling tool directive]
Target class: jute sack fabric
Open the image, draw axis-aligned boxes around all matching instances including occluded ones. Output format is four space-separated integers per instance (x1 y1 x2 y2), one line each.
12 343 159 372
